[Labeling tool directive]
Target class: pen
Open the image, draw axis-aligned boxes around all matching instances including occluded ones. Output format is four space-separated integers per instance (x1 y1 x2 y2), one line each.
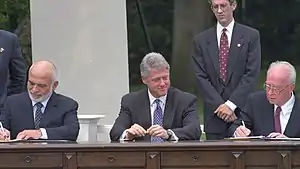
241 120 246 127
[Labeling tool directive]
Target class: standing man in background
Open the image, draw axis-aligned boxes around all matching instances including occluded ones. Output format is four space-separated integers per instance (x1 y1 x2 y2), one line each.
192 0 261 140
0 30 26 108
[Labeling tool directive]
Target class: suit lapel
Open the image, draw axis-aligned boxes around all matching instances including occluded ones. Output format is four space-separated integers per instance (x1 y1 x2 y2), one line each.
260 100 275 134
226 23 244 85
163 88 175 129
284 97 300 137
40 93 57 127
23 93 35 128
142 88 176 129
138 89 152 129
0 33 7 65
205 27 220 76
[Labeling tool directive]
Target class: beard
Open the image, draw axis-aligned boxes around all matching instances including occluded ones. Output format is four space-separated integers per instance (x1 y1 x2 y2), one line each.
28 88 53 103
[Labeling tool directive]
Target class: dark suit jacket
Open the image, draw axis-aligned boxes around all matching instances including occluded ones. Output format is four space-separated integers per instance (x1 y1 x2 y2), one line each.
229 91 300 137
0 92 80 141
109 87 201 141
0 30 26 106
192 22 261 134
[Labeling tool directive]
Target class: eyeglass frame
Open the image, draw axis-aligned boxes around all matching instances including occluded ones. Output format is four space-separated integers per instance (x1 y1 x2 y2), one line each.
263 83 292 95
210 1 235 12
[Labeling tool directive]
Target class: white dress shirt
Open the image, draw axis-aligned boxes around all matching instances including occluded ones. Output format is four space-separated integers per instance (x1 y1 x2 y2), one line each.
217 19 235 48
148 90 167 122
216 19 237 111
274 93 295 134
31 96 51 139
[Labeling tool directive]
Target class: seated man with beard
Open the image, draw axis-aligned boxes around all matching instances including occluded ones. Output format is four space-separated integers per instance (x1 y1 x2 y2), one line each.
0 60 79 141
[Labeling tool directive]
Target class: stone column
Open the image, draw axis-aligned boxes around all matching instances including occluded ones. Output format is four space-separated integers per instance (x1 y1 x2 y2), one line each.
30 0 129 141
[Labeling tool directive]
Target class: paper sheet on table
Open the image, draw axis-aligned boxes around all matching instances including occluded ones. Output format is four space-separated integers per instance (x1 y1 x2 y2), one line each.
0 139 73 143
225 136 300 141
0 139 22 143
225 136 265 140
262 137 300 141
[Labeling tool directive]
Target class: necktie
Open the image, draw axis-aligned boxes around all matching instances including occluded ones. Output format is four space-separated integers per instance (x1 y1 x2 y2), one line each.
219 28 229 81
151 99 164 142
34 102 43 129
274 106 282 133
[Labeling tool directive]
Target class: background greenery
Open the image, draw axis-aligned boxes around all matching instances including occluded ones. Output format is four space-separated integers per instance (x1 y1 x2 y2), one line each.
2 0 300 125
126 0 300 124
0 0 31 68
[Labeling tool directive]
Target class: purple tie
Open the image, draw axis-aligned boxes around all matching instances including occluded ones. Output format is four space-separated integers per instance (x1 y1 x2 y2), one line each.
219 28 229 81
151 99 164 142
274 106 282 133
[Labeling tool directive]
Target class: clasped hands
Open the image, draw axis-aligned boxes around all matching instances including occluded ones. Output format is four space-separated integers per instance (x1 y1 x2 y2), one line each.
214 103 237 123
0 129 42 141
234 125 287 138
124 124 168 140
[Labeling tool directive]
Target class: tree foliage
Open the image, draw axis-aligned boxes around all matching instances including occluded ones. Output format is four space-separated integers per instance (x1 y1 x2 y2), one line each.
244 0 300 67
0 0 31 66
126 0 174 86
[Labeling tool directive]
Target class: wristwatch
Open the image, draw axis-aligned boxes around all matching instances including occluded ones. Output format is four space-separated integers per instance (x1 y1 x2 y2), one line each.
166 129 173 140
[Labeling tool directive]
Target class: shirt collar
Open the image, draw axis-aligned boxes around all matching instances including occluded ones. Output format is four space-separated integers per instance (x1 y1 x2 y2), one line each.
217 19 235 35
148 89 167 106
274 93 295 116
31 94 52 108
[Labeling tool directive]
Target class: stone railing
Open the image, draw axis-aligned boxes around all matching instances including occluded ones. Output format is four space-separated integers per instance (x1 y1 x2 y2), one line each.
77 115 105 141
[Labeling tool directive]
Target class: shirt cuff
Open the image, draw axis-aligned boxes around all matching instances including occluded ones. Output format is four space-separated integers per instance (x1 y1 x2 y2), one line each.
39 128 48 139
168 129 179 141
119 130 127 140
225 100 237 111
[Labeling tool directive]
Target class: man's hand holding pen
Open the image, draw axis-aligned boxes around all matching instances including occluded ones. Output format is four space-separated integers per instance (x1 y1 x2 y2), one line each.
234 120 251 137
0 122 10 140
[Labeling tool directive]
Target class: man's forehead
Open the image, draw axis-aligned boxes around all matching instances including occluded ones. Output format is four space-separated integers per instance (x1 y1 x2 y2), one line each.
268 67 289 76
211 0 231 4
266 73 289 84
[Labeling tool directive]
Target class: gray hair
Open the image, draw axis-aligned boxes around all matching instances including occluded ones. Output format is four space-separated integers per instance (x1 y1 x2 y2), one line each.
267 61 296 85
140 52 170 77
30 60 58 83
50 63 58 82
208 0 236 5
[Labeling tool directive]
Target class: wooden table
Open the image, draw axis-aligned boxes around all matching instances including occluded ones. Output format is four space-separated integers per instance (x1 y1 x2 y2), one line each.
0 140 299 169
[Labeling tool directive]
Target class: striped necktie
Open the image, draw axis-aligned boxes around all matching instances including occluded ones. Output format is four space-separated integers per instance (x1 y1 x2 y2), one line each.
34 102 43 129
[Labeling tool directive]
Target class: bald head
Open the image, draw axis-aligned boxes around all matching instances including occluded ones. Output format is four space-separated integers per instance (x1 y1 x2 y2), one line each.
267 61 296 85
27 60 59 102
29 60 58 83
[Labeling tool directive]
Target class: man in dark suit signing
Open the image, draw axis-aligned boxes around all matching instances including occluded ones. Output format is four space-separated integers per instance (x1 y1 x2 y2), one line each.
229 61 300 138
192 0 261 140
0 60 79 141
110 52 201 142
0 30 26 107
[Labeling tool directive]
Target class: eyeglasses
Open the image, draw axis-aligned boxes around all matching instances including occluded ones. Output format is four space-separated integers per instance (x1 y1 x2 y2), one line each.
211 3 230 12
263 83 291 95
